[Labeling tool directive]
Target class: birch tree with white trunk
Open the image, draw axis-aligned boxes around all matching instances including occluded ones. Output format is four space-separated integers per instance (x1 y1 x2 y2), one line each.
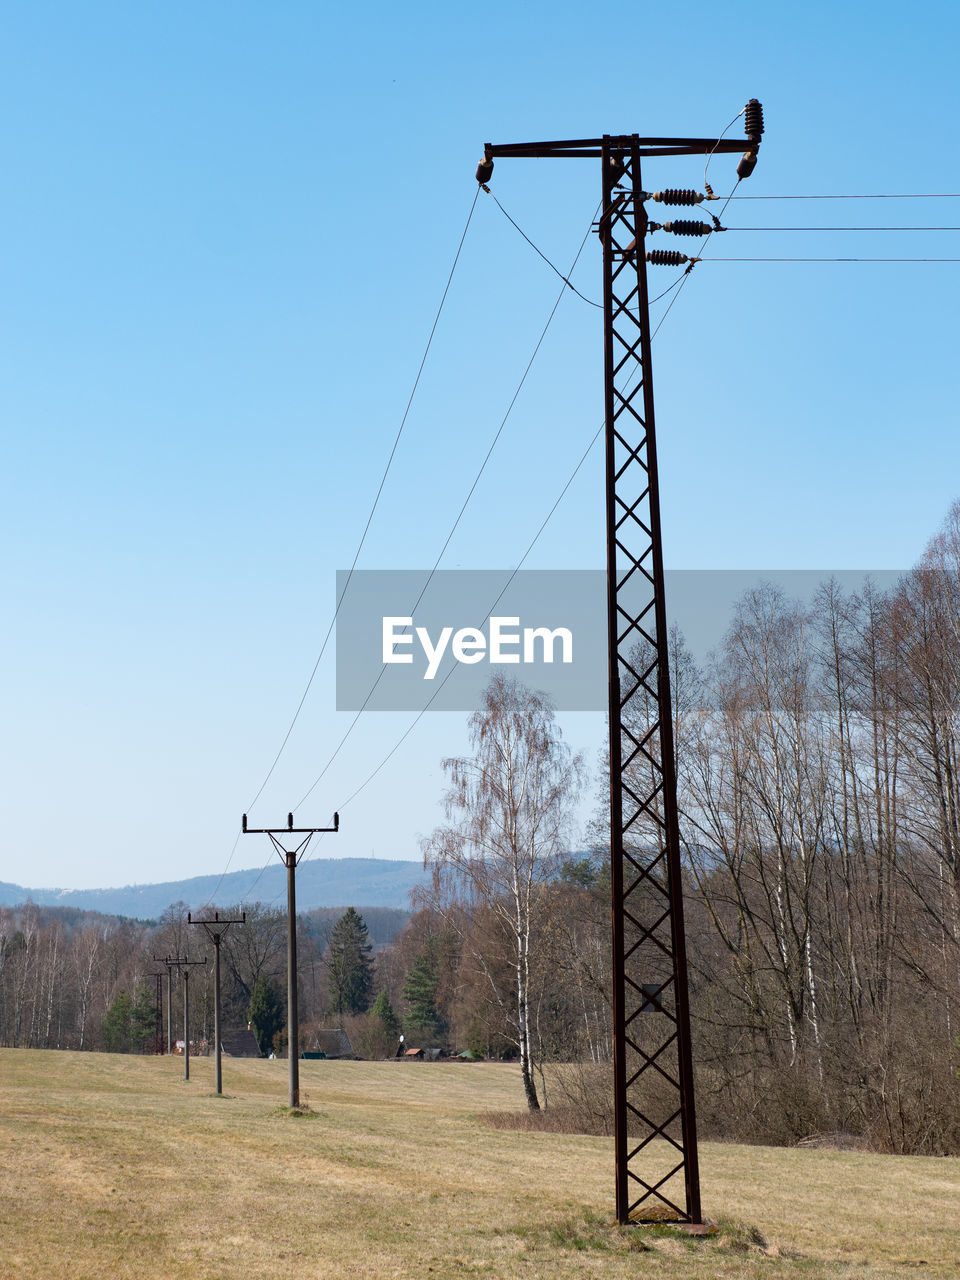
421 676 582 1110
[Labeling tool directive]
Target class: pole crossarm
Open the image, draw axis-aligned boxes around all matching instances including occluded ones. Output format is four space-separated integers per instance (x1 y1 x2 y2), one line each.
242 812 339 866
188 911 246 940
485 137 751 160
152 954 207 971
242 812 340 836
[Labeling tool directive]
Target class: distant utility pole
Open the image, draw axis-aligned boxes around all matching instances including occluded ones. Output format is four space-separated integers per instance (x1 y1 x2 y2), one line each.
155 954 207 1080
477 103 764 1227
151 972 165 1054
157 956 178 1053
242 811 339 1107
188 910 245 1095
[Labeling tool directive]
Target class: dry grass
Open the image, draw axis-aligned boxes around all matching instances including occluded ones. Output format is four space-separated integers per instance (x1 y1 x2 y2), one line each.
1 1048 958 1279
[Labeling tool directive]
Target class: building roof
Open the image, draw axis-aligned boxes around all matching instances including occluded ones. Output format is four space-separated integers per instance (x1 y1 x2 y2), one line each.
220 1028 262 1058
311 1028 354 1059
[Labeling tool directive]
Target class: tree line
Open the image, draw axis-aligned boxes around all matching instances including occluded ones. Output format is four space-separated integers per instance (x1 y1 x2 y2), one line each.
0 902 408 1057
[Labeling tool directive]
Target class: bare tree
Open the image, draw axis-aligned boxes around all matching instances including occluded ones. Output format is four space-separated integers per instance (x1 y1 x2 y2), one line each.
420 676 582 1110
74 927 102 1050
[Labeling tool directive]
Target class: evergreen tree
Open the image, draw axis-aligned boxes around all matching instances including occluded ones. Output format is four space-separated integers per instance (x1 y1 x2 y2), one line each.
370 989 400 1040
132 982 156 1049
327 908 374 1017
248 975 284 1057
102 984 155 1053
402 940 443 1041
102 991 134 1053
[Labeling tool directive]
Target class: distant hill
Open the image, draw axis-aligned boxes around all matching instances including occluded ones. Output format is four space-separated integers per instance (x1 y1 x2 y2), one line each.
0 857 430 921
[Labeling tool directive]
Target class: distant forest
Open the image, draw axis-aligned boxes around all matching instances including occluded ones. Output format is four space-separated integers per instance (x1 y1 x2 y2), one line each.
4 501 960 1156
0 902 409 1058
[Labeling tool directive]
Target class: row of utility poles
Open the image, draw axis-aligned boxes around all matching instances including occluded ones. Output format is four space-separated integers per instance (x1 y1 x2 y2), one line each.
151 909 244 1089
150 811 338 1106
152 953 208 1080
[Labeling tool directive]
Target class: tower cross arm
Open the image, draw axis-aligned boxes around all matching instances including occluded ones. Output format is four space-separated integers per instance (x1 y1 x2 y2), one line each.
241 812 339 835
484 136 752 160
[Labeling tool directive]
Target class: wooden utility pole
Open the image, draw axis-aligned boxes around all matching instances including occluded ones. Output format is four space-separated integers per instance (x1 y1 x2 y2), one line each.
189 911 245 1095
241 811 339 1106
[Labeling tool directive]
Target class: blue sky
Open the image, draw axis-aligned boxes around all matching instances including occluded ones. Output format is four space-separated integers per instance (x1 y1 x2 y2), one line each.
2 2 958 893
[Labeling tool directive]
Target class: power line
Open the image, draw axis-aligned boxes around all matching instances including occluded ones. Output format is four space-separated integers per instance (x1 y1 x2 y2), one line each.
239 202 604 901
292 207 601 815
241 207 726 900
201 188 481 908
484 188 601 307
485 191 695 309
700 257 960 262
252 191 713 881
648 268 694 307
242 185 481 818
725 192 960 200
275 409 609 898
330 421 605 819
702 107 745 194
724 226 960 232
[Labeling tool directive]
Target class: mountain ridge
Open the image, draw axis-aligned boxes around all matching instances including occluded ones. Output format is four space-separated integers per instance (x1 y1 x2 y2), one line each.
0 857 430 920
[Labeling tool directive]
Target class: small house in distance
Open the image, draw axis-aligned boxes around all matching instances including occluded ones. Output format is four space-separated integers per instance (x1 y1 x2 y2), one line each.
220 1028 262 1058
302 1028 354 1060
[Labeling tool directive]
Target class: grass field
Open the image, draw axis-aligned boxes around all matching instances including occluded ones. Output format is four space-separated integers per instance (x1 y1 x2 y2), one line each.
1 1049 958 1279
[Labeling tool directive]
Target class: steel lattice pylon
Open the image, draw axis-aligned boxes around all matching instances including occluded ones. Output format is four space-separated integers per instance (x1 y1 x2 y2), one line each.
481 112 762 1228
600 137 700 1225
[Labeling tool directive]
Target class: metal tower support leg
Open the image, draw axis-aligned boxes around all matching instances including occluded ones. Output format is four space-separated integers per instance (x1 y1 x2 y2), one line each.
601 135 701 1225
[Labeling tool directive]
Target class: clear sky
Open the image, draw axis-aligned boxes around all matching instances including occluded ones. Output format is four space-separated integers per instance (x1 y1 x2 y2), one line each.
2 2 958 894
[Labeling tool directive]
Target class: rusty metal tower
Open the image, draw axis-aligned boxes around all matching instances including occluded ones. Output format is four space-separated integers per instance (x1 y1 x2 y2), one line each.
478 106 763 1225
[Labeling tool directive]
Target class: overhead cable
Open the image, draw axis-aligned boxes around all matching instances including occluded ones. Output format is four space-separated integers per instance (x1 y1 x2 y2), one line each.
320 420 605 825
725 192 960 200
202 187 481 908
485 189 601 307
292 206 601 816
700 256 960 262
724 226 960 232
